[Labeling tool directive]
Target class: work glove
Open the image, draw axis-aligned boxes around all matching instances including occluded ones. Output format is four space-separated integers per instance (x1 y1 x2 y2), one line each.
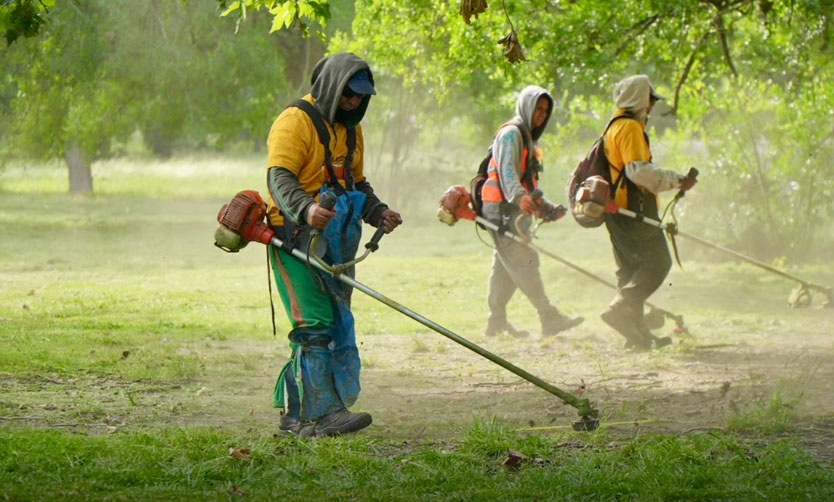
679 174 698 192
539 201 567 222
519 193 539 215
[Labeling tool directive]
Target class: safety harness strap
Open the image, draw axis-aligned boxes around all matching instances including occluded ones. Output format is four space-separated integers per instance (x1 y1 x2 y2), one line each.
603 113 637 197
290 99 356 194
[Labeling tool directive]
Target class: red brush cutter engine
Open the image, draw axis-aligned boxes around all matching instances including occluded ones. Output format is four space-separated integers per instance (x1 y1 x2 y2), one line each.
214 190 275 252
572 175 611 228
437 185 477 226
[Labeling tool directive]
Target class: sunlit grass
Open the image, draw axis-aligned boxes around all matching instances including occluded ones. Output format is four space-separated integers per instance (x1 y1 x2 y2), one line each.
1 425 832 500
726 356 821 435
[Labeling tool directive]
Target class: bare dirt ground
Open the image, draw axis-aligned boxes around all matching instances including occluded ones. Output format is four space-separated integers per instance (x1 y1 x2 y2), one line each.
4 304 833 465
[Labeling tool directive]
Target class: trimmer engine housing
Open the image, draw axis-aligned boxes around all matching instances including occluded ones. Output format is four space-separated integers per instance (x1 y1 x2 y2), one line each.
214 190 275 252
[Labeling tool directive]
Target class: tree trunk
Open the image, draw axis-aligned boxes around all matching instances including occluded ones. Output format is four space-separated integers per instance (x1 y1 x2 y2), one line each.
65 144 94 193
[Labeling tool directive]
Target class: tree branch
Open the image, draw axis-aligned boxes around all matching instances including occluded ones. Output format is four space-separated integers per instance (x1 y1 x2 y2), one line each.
614 14 660 57
713 13 738 77
665 32 710 116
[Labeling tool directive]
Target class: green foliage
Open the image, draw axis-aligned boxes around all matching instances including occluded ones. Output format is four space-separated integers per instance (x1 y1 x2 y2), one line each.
2 1 128 163
0 1 296 178
102 1 289 156
337 0 833 104
0 0 55 44
678 77 834 260
218 0 331 36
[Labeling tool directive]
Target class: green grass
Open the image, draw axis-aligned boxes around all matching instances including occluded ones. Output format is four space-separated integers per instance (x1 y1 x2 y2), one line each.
1 157 833 500
1 424 831 501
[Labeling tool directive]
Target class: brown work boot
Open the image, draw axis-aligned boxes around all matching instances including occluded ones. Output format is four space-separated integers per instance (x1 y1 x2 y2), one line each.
485 321 529 338
542 313 585 337
310 408 373 437
600 306 652 352
653 336 673 349
636 317 673 350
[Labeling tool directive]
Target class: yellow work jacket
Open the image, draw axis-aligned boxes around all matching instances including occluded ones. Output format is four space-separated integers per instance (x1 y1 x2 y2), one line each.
603 111 651 209
265 95 366 226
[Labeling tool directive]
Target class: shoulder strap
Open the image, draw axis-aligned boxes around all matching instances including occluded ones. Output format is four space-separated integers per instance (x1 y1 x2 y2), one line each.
603 113 636 194
290 99 356 192
344 127 357 187
504 118 538 188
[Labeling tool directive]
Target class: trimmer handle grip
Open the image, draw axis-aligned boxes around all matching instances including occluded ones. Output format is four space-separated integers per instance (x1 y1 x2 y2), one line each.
311 191 338 237
319 191 338 210
530 188 544 202
365 226 386 253
676 167 699 199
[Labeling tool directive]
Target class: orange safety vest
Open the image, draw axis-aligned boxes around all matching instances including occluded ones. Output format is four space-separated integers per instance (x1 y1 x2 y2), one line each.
481 144 538 204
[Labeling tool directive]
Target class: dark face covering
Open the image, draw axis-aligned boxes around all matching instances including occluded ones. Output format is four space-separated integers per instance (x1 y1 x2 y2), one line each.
335 96 371 127
310 53 375 126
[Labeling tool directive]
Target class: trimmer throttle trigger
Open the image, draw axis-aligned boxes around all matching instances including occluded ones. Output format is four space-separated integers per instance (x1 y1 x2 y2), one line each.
365 226 386 252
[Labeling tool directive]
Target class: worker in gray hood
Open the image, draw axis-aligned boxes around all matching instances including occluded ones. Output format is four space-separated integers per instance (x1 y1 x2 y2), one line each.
600 74 697 351
265 52 402 437
480 85 584 339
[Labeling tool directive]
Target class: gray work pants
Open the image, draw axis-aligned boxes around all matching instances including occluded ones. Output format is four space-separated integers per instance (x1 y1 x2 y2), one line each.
487 230 557 325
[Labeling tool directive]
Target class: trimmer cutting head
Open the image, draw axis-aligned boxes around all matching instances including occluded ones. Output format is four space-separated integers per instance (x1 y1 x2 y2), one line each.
788 284 813 308
572 416 600 431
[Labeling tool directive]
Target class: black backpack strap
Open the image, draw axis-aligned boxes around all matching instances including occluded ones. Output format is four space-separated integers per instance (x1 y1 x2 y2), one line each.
603 113 636 196
290 99 355 193
343 127 356 190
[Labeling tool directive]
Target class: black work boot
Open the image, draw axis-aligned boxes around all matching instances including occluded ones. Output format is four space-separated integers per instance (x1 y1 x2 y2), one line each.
600 305 652 352
310 408 373 437
485 320 529 338
278 414 301 435
296 421 317 438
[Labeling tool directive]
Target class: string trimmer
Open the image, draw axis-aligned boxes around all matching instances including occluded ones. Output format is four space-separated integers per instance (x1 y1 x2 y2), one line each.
213 190 600 431
602 201 833 309
436 185 687 334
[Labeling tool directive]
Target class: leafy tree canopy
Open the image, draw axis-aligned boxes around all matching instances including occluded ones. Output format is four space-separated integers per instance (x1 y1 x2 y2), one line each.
4 0 833 257
212 1 834 100
0 0 55 45
219 0 834 259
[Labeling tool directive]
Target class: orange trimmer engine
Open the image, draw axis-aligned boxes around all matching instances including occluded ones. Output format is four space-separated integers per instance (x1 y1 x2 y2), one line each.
436 185 477 226
214 190 275 252
571 175 611 228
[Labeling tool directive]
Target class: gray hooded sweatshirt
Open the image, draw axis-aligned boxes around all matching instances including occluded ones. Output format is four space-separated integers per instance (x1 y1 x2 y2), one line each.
610 74 685 193
482 85 553 221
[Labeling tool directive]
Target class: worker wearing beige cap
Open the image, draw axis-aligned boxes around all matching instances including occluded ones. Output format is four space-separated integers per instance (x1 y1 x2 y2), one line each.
599 75 698 352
